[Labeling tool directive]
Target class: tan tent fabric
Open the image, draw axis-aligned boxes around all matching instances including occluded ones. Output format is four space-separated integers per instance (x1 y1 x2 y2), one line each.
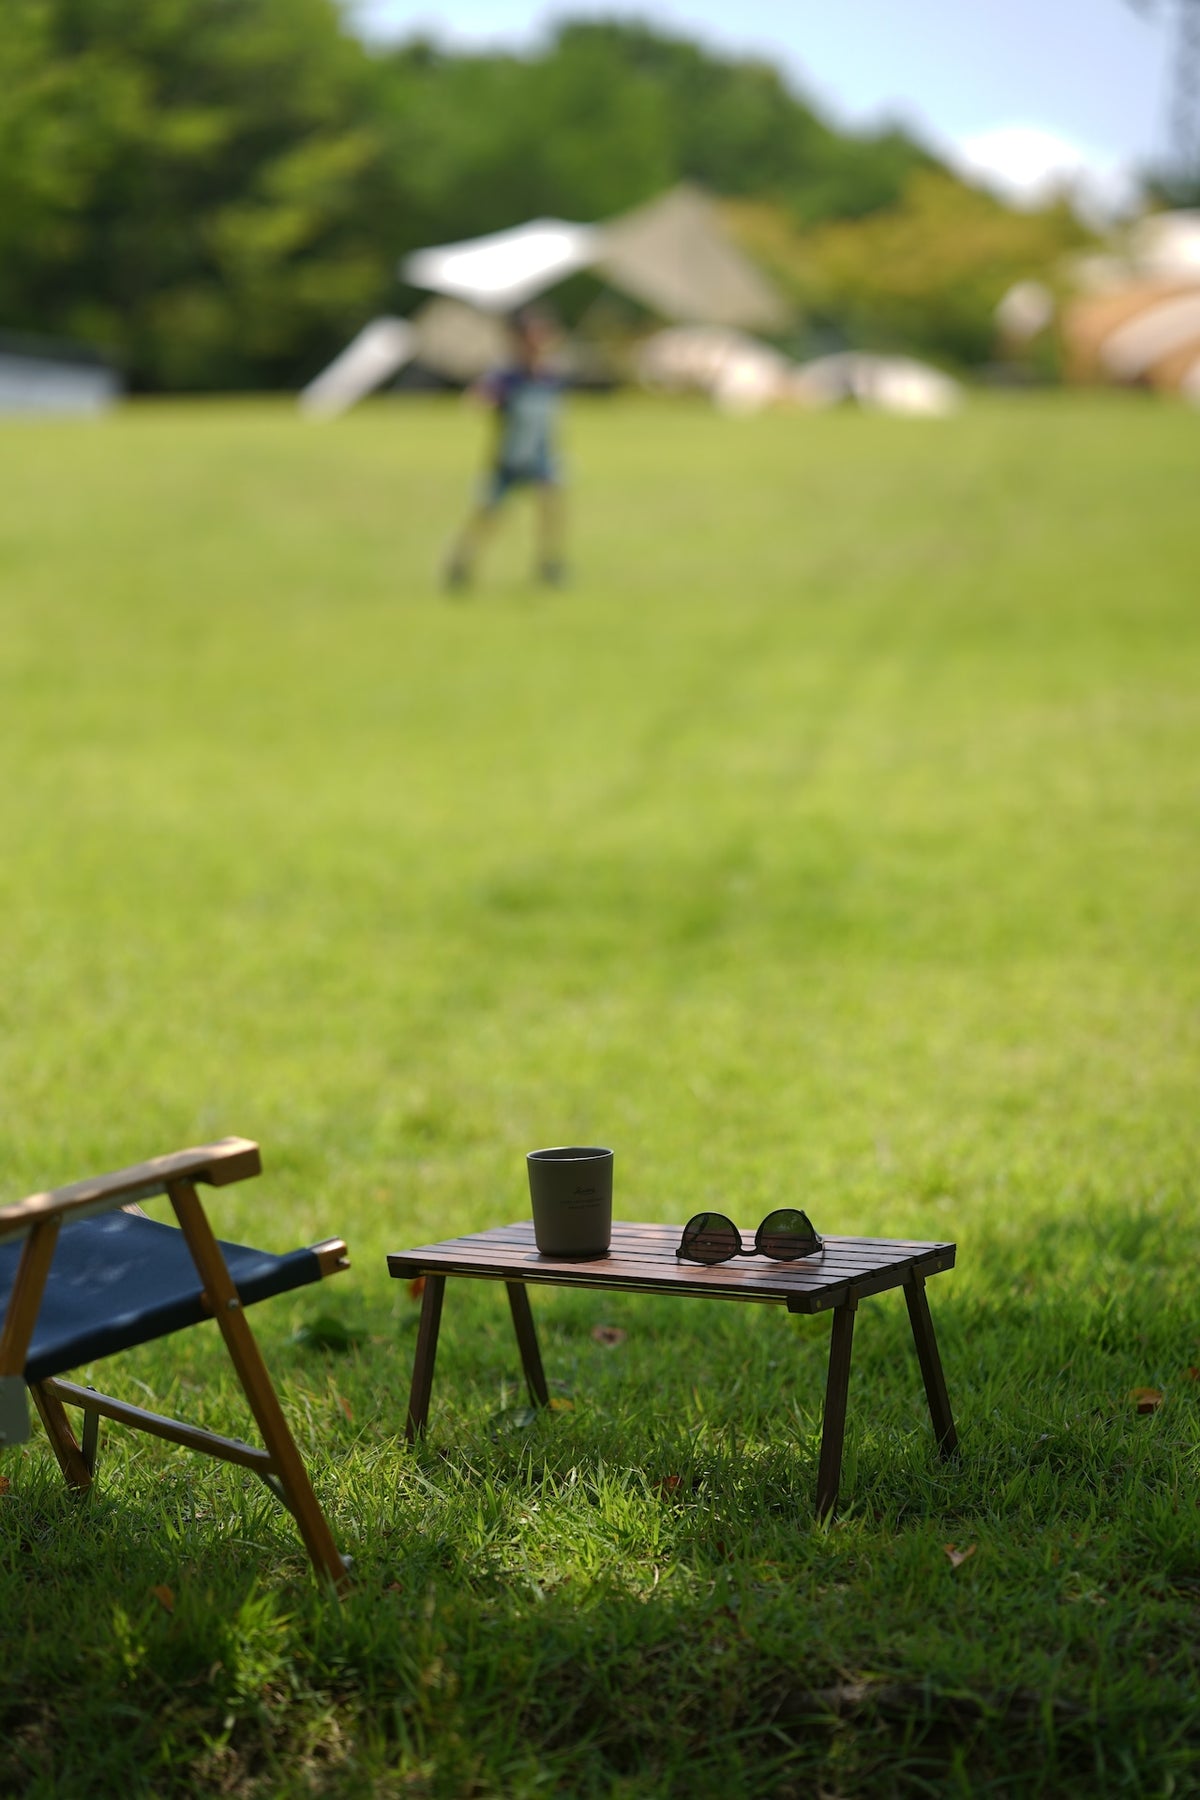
1147 335 1200 391
411 298 510 382
1063 278 1200 388
596 186 789 331
1058 215 1200 398
395 185 789 331
1100 290 1200 379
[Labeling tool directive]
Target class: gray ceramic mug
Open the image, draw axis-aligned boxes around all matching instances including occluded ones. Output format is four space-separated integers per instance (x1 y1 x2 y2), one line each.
527 1146 613 1260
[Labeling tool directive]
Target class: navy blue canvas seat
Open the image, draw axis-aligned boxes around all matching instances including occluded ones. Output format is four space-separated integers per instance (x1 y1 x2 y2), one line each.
0 1137 350 1591
1 1209 324 1384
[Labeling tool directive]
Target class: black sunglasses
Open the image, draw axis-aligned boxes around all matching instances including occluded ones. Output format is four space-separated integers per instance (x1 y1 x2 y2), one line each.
676 1208 824 1265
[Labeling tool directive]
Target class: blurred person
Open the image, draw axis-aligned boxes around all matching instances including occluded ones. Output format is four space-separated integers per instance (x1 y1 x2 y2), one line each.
442 306 567 592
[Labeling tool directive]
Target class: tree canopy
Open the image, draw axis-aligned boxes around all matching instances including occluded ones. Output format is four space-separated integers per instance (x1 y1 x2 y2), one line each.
728 173 1090 368
0 3 1087 388
0 0 394 388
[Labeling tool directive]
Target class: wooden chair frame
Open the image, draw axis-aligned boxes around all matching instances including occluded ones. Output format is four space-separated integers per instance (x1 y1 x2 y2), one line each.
0 1138 350 1592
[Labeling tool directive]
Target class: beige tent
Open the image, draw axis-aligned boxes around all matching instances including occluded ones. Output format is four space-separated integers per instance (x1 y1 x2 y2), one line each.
410 298 511 382
1059 211 1200 399
399 184 788 330
593 186 789 332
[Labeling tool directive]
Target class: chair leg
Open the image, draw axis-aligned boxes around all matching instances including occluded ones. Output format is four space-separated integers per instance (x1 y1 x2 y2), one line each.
167 1178 349 1593
506 1282 549 1409
405 1274 446 1443
904 1274 958 1457
30 1382 93 1491
0 1220 60 1381
0 1220 62 1458
81 1395 100 1477
815 1296 857 1522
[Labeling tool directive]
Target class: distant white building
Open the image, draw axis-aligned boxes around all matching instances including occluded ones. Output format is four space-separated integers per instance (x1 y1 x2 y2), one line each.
0 333 121 415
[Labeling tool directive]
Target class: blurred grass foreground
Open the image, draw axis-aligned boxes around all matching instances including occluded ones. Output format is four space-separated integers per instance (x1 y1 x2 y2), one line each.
1 391 1198 1797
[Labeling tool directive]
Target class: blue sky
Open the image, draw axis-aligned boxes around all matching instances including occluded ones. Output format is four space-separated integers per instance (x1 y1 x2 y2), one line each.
351 0 1173 208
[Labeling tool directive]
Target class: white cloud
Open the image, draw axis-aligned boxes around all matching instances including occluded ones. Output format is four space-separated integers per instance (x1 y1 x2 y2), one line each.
946 124 1142 223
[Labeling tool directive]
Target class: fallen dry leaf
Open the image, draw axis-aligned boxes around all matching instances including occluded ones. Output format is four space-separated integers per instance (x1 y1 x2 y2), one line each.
408 1276 426 1301
1130 1387 1164 1414
1184 1367 1199 1383
336 1394 353 1422
591 1324 626 1348
944 1543 977 1569
0 1476 10 1496
657 1474 683 1497
151 1584 175 1613
489 1404 539 1434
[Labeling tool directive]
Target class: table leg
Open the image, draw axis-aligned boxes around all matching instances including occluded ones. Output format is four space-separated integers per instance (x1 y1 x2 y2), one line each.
506 1283 549 1409
405 1274 446 1444
904 1273 958 1457
815 1295 857 1521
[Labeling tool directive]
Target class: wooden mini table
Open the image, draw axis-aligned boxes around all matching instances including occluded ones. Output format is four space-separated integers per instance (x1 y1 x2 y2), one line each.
387 1221 958 1519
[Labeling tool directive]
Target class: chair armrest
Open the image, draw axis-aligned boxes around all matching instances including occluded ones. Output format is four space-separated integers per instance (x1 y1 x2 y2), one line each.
311 1238 351 1277
0 1138 262 1243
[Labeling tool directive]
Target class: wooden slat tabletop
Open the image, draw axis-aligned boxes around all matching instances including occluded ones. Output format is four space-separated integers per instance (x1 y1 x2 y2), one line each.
387 1221 955 1316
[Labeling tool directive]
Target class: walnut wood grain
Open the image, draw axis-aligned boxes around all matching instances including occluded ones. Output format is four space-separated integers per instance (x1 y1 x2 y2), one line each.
0 1138 262 1242
387 1222 954 1316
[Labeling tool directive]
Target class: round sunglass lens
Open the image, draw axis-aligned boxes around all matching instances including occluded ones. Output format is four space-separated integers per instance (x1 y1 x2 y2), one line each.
680 1213 740 1264
756 1208 817 1261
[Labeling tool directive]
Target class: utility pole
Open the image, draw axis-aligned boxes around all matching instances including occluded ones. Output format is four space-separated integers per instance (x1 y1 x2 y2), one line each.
1130 0 1200 181
1172 0 1200 177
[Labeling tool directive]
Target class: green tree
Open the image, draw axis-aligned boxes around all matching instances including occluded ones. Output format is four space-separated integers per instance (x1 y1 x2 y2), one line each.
0 5 1095 389
374 17 935 264
728 170 1092 367
0 0 394 388
544 22 933 223
376 37 675 256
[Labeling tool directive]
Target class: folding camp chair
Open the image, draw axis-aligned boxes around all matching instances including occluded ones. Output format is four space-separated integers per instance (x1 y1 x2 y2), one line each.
0 1137 350 1591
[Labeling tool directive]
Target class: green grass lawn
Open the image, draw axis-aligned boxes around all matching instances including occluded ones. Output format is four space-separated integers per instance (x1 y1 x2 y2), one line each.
1 391 1197 1797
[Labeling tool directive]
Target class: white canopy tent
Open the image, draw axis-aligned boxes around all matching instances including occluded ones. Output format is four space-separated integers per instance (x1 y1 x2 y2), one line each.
399 188 787 330
299 317 415 417
789 352 962 417
637 326 962 417
300 186 789 415
402 219 600 313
